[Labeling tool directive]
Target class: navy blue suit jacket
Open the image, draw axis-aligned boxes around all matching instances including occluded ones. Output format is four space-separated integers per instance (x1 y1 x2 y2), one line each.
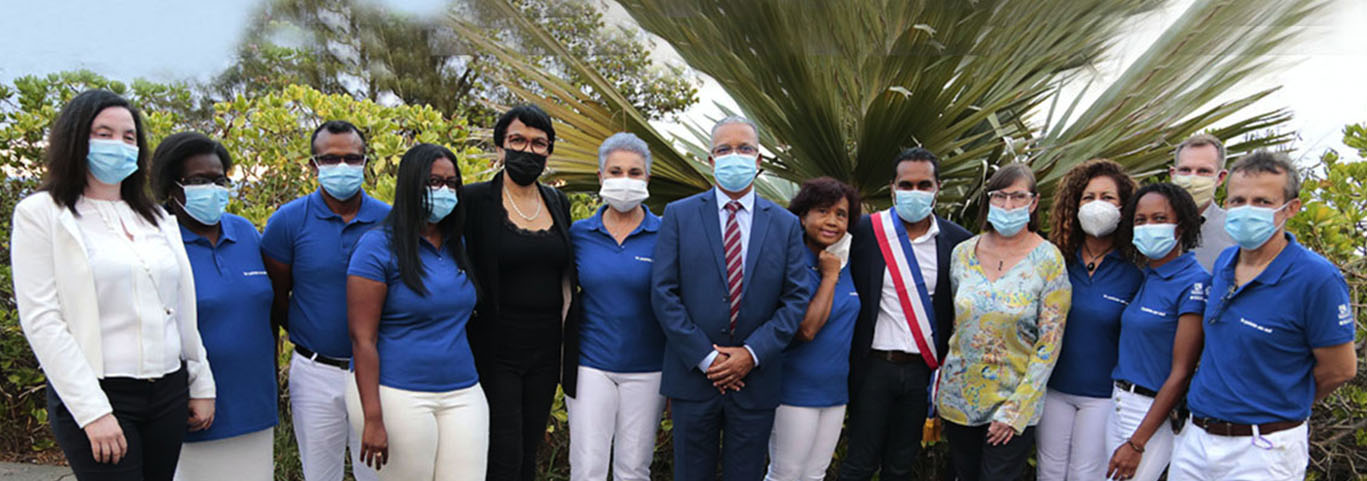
651 189 812 409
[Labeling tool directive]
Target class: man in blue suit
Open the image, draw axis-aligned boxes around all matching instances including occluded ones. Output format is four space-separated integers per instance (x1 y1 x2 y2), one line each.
652 116 813 481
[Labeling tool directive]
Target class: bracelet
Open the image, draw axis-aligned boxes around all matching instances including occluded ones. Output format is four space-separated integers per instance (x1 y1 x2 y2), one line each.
1125 439 1145 453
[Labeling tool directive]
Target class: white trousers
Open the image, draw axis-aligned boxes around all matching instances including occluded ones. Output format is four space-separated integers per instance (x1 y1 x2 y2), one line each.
1035 389 1112 481
1105 386 1175 481
289 352 378 481
174 427 274 481
565 366 666 481
764 404 847 481
1169 419 1308 481
345 377 490 481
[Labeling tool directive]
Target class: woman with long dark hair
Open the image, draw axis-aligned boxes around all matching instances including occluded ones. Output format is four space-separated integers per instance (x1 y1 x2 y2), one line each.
462 105 580 481
149 132 276 481
1036 159 1142 481
345 143 486 480
11 90 215 480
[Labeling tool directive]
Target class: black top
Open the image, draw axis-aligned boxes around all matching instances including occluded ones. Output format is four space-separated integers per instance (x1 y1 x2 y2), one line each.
497 218 569 318
461 171 584 397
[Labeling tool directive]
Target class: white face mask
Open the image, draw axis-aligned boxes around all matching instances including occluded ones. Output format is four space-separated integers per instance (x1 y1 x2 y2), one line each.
1077 200 1121 237
599 177 649 212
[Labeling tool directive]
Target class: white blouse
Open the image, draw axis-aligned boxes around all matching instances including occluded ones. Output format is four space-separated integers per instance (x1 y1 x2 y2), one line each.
74 197 183 378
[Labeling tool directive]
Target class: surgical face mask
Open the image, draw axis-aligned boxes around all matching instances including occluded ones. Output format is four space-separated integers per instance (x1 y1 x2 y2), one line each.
1077 200 1121 237
1172 174 1218 208
1225 203 1289 250
317 163 365 200
987 204 1031 236
426 186 458 223
1132 223 1178 259
893 189 935 223
178 183 230 225
87 138 139 184
712 153 758 192
599 177 649 213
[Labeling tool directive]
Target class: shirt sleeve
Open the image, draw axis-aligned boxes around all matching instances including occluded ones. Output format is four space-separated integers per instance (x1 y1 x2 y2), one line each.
1304 270 1356 348
259 206 296 264
1178 274 1210 316
346 230 391 283
995 249 1072 432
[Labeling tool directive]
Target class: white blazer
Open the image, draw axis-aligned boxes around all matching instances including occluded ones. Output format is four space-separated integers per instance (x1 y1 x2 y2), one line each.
10 192 214 427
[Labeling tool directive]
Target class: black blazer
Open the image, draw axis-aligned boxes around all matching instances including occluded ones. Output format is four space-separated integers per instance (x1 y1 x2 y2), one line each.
847 213 972 400
462 172 583 397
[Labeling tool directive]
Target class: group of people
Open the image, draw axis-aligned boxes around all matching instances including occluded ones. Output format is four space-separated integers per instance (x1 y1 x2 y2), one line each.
10 89 1358 481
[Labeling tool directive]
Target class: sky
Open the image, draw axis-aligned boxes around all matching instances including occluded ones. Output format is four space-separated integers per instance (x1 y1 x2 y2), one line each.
2 0 1364 160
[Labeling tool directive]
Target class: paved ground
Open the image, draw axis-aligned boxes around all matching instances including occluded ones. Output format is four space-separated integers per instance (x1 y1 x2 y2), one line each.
0 463 72 481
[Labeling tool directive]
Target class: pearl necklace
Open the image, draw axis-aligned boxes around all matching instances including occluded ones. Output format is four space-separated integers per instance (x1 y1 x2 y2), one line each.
503 184 542 222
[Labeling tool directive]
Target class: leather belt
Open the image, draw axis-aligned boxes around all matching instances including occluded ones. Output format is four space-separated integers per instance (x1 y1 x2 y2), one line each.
870 349 922 364
1115 379 1158 398
295 345 350 370
1190 416 1304 437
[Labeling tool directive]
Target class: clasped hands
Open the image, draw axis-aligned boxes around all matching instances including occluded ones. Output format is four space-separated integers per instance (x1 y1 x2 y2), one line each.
706 344 754 394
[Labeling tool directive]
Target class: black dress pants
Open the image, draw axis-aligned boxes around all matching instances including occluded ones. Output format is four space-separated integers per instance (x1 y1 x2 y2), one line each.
942 420 1036 481
837 356 932 481
48 366 189 481
481 319 561 481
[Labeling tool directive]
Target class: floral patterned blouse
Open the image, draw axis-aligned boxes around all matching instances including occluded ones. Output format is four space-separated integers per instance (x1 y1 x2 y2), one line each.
935 235 1072 432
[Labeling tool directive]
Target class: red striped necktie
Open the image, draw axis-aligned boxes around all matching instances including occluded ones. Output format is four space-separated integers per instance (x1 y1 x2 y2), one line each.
724 200 744 333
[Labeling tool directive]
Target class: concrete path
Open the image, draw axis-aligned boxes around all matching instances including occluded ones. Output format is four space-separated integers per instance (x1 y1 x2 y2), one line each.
0 463 73 481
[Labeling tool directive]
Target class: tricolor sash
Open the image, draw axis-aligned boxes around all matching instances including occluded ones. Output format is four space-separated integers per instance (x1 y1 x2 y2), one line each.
869 209 939 369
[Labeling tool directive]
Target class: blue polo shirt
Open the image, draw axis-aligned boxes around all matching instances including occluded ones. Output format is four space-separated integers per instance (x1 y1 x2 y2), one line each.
261 190 390 358
1187 234 1355 424
1049 250 1144 398
347 229 479 392
1113 252 1209 393
571 206 666 373
779 249 860 407
181 214 278 442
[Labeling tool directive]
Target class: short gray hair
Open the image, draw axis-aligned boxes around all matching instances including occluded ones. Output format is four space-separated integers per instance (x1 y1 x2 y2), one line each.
710 115 760 145
1229 149 1300 202
598 132 652 175
1174 133 1227 170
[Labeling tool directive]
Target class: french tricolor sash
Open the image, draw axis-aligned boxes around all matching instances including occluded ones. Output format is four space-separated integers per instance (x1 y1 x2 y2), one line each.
869 209 939 370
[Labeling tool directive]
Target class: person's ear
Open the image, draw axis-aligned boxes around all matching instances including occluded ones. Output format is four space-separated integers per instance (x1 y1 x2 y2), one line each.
495 146 506 166
1169 166 1177 178
1216 169 1228 184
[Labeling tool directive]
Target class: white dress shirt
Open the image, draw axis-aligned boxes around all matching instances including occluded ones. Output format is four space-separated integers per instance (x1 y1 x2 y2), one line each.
699 187 759 370
870 216 940 353
75 198 184 378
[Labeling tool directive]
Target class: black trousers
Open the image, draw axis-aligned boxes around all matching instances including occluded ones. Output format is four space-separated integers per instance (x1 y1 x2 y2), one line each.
837 357 932 481
48 366 189 481
480 323 561 481
942 420 1036 481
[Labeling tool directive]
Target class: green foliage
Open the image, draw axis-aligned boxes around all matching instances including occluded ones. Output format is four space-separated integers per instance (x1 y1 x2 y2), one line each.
1287 124 1367 479
212 0 697 124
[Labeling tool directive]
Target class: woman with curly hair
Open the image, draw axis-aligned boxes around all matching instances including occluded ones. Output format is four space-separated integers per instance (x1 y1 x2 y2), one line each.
1036 159 1143 481
1104 183 1208 481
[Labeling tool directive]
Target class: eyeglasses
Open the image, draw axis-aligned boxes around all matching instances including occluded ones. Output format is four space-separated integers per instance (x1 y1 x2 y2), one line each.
987 190 1035 207
711 144 759 157
505 135 551 154
427 176 461 190
313 154 367 166
180 176 232 188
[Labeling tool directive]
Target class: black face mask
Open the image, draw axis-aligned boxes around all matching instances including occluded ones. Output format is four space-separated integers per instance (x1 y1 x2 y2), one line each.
503 150 547 186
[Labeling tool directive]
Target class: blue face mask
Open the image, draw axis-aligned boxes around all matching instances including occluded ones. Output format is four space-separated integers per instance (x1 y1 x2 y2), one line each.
1225 203 1288 250
317 163 365 200
427 186 458 223
87 138 139 184
1132 223 1178 259
179 183 230 225
712 153 758 193
894 189 935 223
987 205 1031 236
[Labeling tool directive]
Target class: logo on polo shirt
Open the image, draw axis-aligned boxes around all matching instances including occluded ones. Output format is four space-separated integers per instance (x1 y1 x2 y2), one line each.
1339 304 1353 326
244 270 268 276
635 256 653 263
1140 306 1167 317
1240 317 1273 334
1102 294 1129 305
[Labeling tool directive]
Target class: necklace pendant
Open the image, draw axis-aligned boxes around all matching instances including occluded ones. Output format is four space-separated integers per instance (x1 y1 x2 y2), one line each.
1087 262 1096 272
